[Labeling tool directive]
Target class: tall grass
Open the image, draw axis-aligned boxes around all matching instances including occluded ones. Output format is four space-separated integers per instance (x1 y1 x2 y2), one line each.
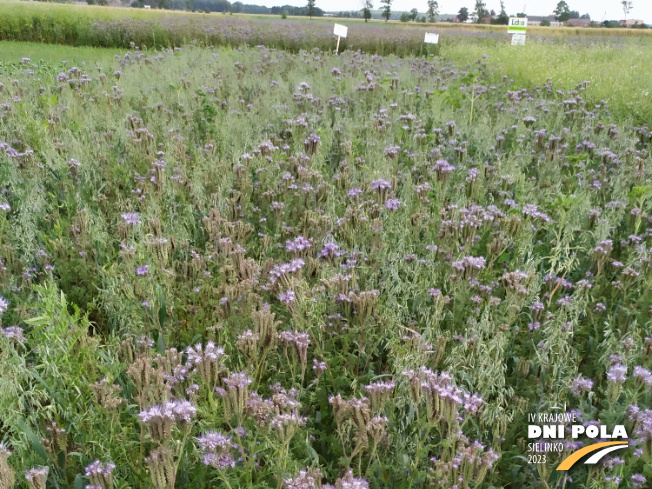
442 37 652 123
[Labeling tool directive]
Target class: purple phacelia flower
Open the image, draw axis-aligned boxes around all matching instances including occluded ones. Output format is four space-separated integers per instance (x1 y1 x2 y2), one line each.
319 242 343 259
633 366 652 386
121 212 141 225
279 290 296 304
385 198 401 211
286 236 312 253
631 474 646 488
569 376 593 396
370 179 392 191
607 363 627 383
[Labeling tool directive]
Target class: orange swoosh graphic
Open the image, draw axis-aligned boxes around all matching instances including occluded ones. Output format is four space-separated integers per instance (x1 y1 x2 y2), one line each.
556 441 629 471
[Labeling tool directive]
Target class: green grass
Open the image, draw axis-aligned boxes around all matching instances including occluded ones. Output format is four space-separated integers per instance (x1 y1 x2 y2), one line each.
0 40 118 65
442 37 652 123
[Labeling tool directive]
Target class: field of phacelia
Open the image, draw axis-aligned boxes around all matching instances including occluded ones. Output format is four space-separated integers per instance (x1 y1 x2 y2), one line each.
0 33 651 489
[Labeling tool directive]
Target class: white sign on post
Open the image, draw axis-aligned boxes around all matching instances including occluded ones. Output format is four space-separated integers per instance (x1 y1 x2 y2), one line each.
333 24 348 54
424 33 439 44
333 24 348 38
508 17 528 33
511 33 526 45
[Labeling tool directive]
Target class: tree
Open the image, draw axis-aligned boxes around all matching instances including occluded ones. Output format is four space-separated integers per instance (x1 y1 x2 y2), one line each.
307 0 316 19
554 1 571 22
541 19 551 26
491 0 508 24
380 0 391 22
400 12 409 22
409 8 418 21
474 0 487 22
457 7 469 22
362 0 373 22
426 0 438 22
622 1 633 21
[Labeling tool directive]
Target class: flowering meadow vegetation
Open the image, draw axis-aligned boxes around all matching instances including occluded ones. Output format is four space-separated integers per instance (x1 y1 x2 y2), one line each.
0 36 651 489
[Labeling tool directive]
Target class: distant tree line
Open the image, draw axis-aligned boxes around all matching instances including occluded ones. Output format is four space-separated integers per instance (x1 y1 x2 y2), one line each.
124 0 231 12
41 0 651 27
269 5 324 16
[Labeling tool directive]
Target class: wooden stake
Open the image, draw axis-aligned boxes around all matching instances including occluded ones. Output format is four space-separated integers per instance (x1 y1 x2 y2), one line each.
335 35 341 54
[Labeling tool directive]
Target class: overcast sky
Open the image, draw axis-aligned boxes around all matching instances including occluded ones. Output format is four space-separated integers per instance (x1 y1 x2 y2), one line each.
256 1 650 22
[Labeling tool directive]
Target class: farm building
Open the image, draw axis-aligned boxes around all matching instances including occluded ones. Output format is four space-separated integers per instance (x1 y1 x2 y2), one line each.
566 18 591 27
620 19 644 27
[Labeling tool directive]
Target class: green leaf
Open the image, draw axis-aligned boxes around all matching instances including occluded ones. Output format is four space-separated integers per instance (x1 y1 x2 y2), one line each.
643 463 652 478
24 315 49 325
567 153 587 164
157 333 166 354
158 295 167 329
74 474 84 489
627 185 652 200
497 253 511 264
306 437 319 465
17 419 48 462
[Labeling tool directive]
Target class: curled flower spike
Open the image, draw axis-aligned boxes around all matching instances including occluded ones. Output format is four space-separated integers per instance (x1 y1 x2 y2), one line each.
144 447 175 489
364 381 395 412
185 341 225 388
84 460 116 489
219 372 253 419
196 431 238 469
24 467 49 489
0 444 15 489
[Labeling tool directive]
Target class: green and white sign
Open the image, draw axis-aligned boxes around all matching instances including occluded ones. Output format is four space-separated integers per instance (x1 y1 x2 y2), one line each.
508 17 528 33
